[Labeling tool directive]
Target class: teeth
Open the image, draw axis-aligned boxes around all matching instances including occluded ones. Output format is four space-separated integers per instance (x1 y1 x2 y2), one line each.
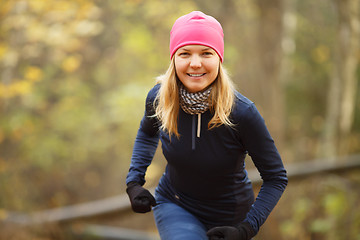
188 73 204 77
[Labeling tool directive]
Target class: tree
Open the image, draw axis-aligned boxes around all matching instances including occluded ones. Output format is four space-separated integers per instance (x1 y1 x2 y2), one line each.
319 0 360 159
251 0 286 146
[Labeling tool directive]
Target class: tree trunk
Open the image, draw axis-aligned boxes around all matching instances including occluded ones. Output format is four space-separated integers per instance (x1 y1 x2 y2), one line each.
338 0 360 155
319 0 360 160
253 0 285 146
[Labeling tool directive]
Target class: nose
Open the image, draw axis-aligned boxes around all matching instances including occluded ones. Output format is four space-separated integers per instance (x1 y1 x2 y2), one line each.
190 55 202 68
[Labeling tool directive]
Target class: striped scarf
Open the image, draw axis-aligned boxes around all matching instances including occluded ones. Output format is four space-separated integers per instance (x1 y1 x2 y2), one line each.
179 84 212 115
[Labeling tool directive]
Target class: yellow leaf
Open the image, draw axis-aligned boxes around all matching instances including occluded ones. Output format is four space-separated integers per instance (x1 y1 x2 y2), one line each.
25 66 43 82
77 2 101 19
0 44 7 59
62 55 82 73
7 80 33 97
28 0 47 13
26 22 47 42
0 209 8 220
53 0 76 11
15 81 32 95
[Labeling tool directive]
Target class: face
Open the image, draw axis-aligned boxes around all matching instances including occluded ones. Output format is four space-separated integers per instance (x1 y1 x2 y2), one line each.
174 45 220 93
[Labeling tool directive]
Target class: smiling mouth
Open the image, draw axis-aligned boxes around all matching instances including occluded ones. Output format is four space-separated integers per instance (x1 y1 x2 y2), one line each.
187 73 206 77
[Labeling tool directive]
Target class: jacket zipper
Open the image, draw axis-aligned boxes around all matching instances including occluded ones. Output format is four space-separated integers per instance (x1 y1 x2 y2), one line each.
192 113 201 150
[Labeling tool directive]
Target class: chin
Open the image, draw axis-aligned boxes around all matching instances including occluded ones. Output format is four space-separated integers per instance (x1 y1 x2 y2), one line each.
183 83 203 92
187 87 204 93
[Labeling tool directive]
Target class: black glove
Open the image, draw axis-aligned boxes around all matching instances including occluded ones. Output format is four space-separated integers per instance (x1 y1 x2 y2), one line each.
206 222 255 240
126 182 156 213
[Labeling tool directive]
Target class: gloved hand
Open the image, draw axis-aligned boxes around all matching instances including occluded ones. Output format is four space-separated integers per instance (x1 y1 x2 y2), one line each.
126 182 156 213
206 222 255 240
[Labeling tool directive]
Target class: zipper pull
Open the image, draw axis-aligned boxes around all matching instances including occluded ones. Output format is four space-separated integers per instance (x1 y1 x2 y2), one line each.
192 115 196 150
197 113 201 138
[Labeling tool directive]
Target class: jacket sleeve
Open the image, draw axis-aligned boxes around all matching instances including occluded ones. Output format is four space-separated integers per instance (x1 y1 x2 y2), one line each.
238 104 288 234
126 86 160 186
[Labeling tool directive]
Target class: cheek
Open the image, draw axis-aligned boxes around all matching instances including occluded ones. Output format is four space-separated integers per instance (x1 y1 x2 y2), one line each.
175 65 182 75
174 58 187 73
174 63 188 83
208 63 220 76
205 58 220 72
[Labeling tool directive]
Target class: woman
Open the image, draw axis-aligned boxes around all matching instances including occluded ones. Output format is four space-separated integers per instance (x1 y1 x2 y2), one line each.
126 11 287 240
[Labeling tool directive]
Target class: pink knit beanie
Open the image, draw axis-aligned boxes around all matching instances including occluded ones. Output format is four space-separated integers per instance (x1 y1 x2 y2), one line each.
170 11 224 62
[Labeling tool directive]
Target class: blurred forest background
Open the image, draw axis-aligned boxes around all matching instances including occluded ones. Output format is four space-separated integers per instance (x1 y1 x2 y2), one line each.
1 0 360 239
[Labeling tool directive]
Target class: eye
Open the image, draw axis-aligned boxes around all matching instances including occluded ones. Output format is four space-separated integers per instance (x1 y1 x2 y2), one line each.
202 51 214 56
178 52 190 57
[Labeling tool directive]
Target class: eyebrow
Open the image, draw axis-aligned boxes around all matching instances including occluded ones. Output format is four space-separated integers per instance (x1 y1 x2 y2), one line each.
180 47 213 52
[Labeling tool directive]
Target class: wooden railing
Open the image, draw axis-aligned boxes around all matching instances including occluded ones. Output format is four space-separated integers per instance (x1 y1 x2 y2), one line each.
3 154 360 239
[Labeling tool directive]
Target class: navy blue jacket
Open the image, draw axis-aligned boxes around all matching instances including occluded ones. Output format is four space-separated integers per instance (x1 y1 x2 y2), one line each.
126 84 287 233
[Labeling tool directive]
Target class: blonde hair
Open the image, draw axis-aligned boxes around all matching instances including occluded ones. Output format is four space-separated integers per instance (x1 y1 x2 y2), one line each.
154 58 235 138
